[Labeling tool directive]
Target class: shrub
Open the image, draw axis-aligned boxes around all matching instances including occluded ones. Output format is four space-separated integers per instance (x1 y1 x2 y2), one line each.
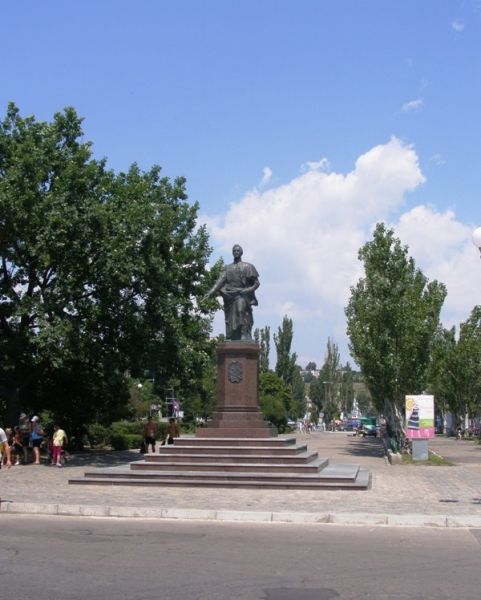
87 423 111 448
87 419 173 450
110 420 144 437
125 434 144 449
109 433 129 451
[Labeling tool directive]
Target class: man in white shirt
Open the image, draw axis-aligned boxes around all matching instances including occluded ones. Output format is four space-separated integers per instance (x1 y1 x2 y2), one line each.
0 427 12 469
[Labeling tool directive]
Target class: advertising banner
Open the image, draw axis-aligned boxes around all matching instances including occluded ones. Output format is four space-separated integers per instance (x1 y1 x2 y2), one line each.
405 395 434 439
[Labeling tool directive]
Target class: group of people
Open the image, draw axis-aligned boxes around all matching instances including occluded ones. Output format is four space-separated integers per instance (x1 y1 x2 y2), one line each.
297 420 315 434
0 413 68 468
143 416 180 453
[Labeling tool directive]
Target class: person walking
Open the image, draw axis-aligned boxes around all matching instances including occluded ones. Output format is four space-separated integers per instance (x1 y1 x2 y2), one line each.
12 426 23 465
3 428 14 466
18 412 31 464
52 424 68 467
30 416 44 465
143 416 158 453
163 417 180 445
0 426 12 469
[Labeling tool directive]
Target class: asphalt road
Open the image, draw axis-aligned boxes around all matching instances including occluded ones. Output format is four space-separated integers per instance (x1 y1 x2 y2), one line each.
1 515 481 599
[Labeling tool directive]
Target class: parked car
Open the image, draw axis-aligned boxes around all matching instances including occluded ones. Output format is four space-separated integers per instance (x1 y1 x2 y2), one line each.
359 424 377 437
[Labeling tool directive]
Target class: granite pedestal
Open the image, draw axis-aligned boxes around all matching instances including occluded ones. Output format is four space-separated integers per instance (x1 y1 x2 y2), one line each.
196 341 276 438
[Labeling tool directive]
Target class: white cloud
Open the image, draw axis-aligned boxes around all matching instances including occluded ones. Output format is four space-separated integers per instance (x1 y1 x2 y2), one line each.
203 139 478 365
203 137 431 362
401 98 424 113
393 206 479 327
259 166 273 187
301 157 331 173
429 153 446 166
452 19 465 32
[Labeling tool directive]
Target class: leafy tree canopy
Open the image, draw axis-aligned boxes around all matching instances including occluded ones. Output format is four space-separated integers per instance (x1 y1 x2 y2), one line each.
345 222 446 435
0 103 215 430
427 308 481 424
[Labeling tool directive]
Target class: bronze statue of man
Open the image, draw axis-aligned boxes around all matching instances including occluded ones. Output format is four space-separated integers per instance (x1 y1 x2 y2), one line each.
205 244 260 341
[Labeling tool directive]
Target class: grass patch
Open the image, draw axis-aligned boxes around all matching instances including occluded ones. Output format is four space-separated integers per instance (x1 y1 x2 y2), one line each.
402 451 453 466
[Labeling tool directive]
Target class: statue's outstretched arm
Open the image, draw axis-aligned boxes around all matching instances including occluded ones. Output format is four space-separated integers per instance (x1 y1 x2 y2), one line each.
203 270 226 301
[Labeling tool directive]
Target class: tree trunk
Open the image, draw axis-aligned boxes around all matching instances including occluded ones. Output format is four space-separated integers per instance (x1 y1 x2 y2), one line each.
4 387 21 428
384 398 405 449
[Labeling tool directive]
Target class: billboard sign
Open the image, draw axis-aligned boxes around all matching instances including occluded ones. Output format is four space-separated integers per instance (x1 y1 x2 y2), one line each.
405 395 434 439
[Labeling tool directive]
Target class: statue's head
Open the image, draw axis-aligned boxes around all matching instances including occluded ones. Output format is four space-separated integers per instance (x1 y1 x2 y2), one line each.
232 244 243 259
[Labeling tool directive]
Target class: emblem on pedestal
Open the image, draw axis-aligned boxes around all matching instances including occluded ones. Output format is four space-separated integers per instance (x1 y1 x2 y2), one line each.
228 360 243 383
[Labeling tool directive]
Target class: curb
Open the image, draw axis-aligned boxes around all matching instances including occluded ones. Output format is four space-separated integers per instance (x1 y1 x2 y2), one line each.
2 501 481 528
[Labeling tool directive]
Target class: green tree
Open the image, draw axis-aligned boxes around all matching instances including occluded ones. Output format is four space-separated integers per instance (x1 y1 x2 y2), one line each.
258 371 291 431
309 376 324 422
0 103 215 430
274 316 297 385
180 338 217 424
355 388 373 416
319 338 341 424
254 325 271 373
291 366 306 419
452 307 481 423
426 325 457 427
429 308 481 428
127 379 161 420
345 223 446 439
273 316 308 419
339 362 355 416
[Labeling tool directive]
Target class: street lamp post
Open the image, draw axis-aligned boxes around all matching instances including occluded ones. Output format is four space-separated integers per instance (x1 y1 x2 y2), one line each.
136 383 143 413
472 227 481 257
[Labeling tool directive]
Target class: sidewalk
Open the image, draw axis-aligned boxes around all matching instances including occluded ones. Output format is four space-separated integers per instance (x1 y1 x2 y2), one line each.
2 432 481 528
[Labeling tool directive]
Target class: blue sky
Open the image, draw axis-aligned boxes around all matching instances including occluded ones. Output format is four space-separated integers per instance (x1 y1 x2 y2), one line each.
2 1 481 367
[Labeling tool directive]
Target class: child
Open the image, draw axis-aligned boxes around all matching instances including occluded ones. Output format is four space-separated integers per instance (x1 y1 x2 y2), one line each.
52 424 68 467
11 426 23 466
4 428 14 466
0 427 12 468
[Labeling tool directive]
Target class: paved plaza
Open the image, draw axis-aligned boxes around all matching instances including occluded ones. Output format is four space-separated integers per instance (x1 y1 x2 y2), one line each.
1 432 481 527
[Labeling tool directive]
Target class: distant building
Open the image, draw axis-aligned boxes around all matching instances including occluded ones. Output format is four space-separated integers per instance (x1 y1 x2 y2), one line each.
300 369 320 380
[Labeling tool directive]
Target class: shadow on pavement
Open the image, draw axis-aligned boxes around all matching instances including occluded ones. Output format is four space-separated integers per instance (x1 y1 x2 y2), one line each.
342 437 386 459
61 450 143 468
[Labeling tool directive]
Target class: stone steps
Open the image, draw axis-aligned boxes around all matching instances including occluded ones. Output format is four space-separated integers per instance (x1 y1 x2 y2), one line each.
151 444 308 456
69 435 370 490
174 437 297 447
69 467 370 490
81 463 358 482
143 451 316 465
130 457 324 473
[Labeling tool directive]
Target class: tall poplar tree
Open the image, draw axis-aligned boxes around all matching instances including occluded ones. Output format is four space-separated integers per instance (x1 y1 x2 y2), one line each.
254 325 271 373
274 316 297 385
345 223 446 438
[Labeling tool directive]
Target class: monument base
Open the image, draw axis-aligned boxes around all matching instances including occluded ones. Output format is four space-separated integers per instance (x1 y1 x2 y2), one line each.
196 341 276 438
